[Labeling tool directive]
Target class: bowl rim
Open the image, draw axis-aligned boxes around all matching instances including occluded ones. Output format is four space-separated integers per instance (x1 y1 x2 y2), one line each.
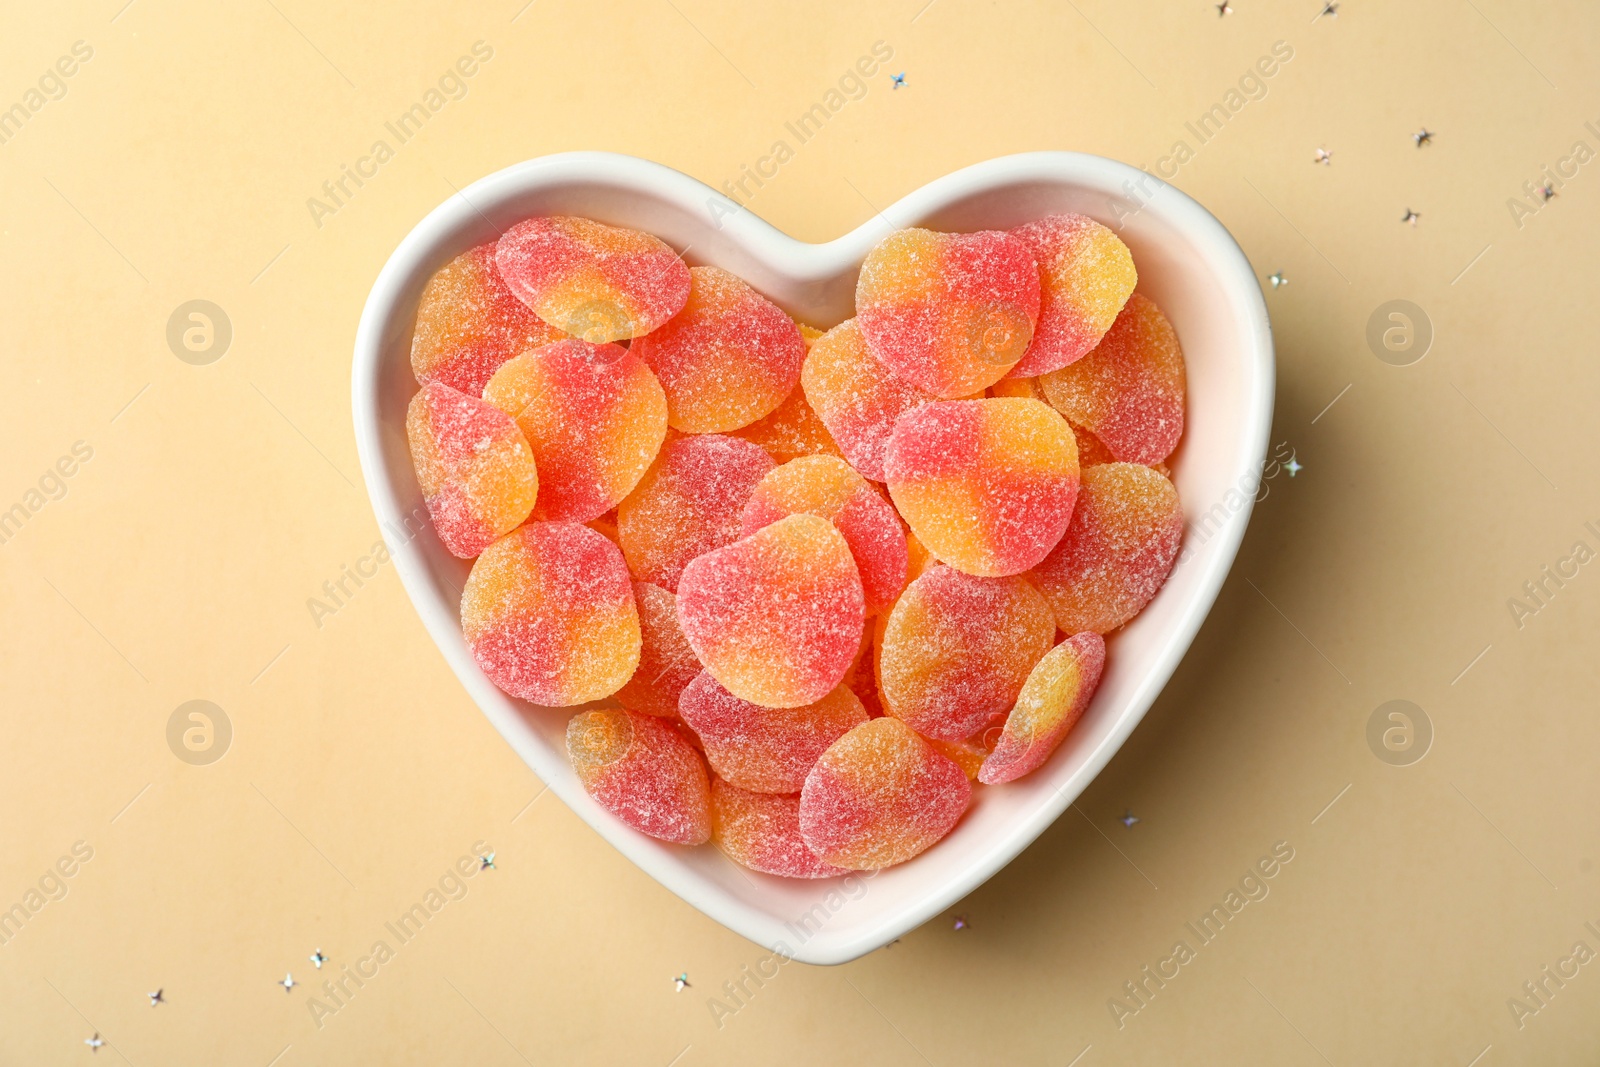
352 149 1275 965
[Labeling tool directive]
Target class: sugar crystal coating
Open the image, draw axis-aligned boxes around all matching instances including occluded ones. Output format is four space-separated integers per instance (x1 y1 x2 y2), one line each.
461 522 640 706
801 318 943 482
567 708 710 844
741 455 908 615
1039 293 1185 465
878 564 1055 740
632 266 806 433
856 228 1041 398
617 434 775 591
711 779 847 878
799 718 971 869
1029 463 1183 634
884 398 1079 578
978 632 1105 784
482 339 667 522
677 514 864 709
614 582 703 717
678 671 868 794
406 382 538 558
733 384 845 464
1007 214 1136 378
495 216 690 342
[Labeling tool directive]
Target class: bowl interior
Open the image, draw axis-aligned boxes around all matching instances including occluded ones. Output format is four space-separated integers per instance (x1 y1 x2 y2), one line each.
353 151 1273 964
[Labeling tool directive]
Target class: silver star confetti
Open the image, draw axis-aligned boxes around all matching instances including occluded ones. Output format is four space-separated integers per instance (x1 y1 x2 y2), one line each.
1318 2 1339 18
1284 458 1303 477
1269 271 1287 289
1413 128 1433 147
674 972 691 992
1538 182 1557 202
310 949 328 969
1216 2 1233 15
479 851 496 871
147 989 164 1007
85 1033 104 1052
1120 811 1140 827
1401 208 1420 226
279 973 296 993
952 916 968 930
891 72 906 89
1313 147 1332 165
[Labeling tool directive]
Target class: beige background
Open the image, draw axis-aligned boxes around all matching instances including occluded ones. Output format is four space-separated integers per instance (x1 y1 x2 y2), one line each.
2 0 1598 1063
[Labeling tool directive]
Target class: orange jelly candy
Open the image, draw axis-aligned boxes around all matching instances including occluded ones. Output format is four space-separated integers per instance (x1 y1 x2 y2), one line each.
495 216 690 342
482 339 667 523
632 266 807 433
711 779 847 879
800 318 941 482
405 382 538 559
461 522 640 706
678 671 868 794
732 385 844 465
978 632 1105 784
677 514 864 709
878 564 1054 741
884 398 1079 578
1039 293 1185 465
613 582 702 717
1007 214 1136 378
798 718 971 869
1029 463 1184 634
567 708 710 844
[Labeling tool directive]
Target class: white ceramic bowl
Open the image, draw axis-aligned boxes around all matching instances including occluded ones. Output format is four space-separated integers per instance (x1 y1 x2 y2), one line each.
352 151 1274 965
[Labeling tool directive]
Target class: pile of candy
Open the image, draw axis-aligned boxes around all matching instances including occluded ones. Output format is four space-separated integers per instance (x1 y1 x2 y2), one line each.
406 212 1186 877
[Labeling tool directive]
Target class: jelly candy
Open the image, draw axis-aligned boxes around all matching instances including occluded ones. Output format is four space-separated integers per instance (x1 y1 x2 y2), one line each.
801 318 941 482
710 779 847 878
567 708 710 844
678 671 868 794
733 385 845 465
978 632 1104 784
406 382 538 558
1007 214 1136 378
614 582 702 717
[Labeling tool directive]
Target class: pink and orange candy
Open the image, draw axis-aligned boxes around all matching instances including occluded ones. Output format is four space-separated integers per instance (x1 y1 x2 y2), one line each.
1029 463 1183 634
1007 214 1137 378
878 564 1055 741
410 242 568 396
482 339 667 523
798 718 971 870
884 397 1079 578
741 456 908 615
632 266 807 433
711 779 847 878
856 228 1041 398
494 216 690 342
1039 293 1185 465
978 632 1105 784
617 434 775 591
800 318 941 482
678 672 868 794
406 382 538 559
613 582 702 718
733 385 844 465
567 708 710 844
461 522 640 706
677 513 864 709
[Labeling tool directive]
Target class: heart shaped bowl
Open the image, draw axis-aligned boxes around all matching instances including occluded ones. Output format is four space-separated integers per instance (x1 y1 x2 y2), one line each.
352 151 1273 965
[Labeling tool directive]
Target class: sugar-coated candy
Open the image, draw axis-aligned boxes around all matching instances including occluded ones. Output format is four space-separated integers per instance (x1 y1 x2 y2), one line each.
495 216 690 342
1072 421 1119 467
461 522 640 706
710 779 847 878
988 376 1043 401
677 514 864 709
678 672 868 794
928 732 997 781
1039 293 1185 465
799 718 971 869
801 318 942 482
841 628 885 718
617 434 775 591
1029 463 1183 634
1007 214 1136 378
406 383 538 558
567 708 710 844
632 266 807 433
903 531 936 582
978 632 1104 784
733 385 844 464
410 243 568 396
884 398 1079 578
614 582 702 717
856 228 1041 398
741 456 908 615
482 339 667 523
878 564 1054 740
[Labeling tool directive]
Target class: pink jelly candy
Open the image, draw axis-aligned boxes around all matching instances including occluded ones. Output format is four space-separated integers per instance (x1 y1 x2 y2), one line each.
482 339 668 522
800 318 942 482
878 564 1055 740
1029 463 1184 634
495 216 690 342
885 397 1080 578
410 242 568 396
711 779 848 879
632 266 807 433
461 522 640 706
677 513 864 709
741 455 908 615
614 582 703 717
856 228 1041 398
406 382 538 558
1039 293 1185 465
567 708 710 844
679 671 868 794
1007 214 1137 378
978 632 1105 784
617 434 775 591
799 718 971 869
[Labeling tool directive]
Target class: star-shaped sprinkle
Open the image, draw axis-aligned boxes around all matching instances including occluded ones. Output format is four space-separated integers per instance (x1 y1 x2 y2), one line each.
1120 811 1140 827
1413 128 1433 147
1313 147 1332 165
310 949 328 969
279 973 296 993
147 989 164 1006
1401 208 1420 226
85 1033 104 1052
479 851 496 871
891 72 906 89
1538 182 1557 202
952 916 968 930
674 972 691 992
1216 2 1232 15
1269 271 1287 289
1284 458 1303 477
